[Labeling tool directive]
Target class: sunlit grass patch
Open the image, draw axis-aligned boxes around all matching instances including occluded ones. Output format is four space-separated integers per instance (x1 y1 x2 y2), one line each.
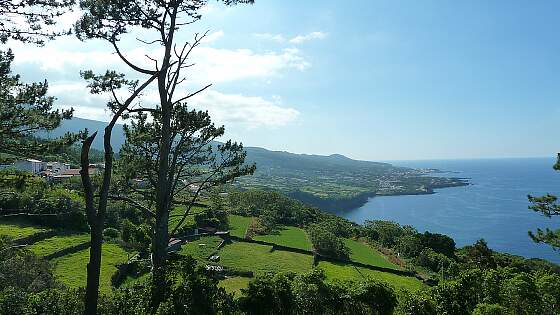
228 215 253 238
51 243 131 293
179 235 223 261
343 238 399 270
316 261 425 292
27 233 90 257
218 241 313 275
219 276 251 298
0 219 48 239
254 226 312 250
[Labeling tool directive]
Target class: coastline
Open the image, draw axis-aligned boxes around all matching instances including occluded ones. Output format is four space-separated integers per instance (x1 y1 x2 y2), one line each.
289 178 470 213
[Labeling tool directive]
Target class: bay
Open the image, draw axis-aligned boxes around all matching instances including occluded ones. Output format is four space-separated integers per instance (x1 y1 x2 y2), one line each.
343 157 560 263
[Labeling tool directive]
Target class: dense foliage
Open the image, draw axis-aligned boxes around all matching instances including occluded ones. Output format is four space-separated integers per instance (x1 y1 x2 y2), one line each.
0 0 74 45
307 224 350 259
239 270 396 315
0 255 397 315
0 50 78 161
527 154 560 250
0 171 87 230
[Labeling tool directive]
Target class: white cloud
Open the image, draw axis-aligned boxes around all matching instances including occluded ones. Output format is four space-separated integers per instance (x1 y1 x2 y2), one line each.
201 30 224 44
192 47 310 82
253 33 286 43
189 90 300 129
12 41 310 83
48 82 300 128
289 31 328 44
11 32 305 129
254 31 328 45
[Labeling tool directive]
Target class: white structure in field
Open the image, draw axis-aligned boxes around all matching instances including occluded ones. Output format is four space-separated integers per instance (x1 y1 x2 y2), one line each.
14 159 46 175
46 161 71 175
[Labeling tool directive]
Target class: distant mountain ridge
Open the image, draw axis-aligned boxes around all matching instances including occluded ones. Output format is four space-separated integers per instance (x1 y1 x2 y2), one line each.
48 117 467 212
48 117 391 170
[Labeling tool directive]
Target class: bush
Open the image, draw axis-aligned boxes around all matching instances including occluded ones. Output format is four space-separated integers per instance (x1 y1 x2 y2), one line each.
238 273 295 315
0 287 27 315
416 248 452 272
535 272 560 315
25 288 84 315
0 236 55 293
395 290 436 315
395 234 424 258
103 227 120 240
0 185 87 231
421 232 456 258
363 220 406 247
307 224 350 260
500 273 543 315
239 270 396 315
121 220 151 255
472 303 509 315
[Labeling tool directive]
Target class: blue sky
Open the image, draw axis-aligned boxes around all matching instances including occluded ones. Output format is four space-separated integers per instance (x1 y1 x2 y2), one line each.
8 0 560 160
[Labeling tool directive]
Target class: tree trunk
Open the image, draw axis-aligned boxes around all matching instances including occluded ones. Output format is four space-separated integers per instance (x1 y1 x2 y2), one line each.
84 223 103 315
150 9 178 307
151 208 170 309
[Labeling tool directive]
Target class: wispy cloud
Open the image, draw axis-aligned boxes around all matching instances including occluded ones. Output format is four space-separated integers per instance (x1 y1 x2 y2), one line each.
11 31 305 130
289 31 328 44
253 33 286 43
12 42 310 83
201 30 224 44
254 31 328 45
189 90 300 129
48 82 300 129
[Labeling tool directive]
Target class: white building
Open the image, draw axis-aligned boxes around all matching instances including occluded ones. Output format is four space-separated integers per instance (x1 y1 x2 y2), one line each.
47 161 71 175
14 159 46 175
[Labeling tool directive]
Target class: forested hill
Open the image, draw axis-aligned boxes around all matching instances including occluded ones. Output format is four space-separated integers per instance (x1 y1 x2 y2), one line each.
243 146 394 172
48 117 467 211
46 117 395 172
43 117 127 151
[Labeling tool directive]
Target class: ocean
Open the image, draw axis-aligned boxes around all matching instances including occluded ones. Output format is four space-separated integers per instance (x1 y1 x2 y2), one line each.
342 157 560 263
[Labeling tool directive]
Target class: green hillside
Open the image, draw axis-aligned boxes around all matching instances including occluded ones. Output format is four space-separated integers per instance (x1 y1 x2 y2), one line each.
51 118 468 211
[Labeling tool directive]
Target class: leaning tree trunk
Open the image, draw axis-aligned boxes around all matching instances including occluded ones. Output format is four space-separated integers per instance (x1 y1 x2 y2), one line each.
150 10 177 309
84 222 103 315
151 82 173 311
81 124 116 315
80 132 102 315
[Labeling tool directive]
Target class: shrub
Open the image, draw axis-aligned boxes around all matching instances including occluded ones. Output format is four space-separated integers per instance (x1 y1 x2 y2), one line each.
103 227 120 240
416 248 452 272
395 290 437 315
307 224 350 260
472 303 509 315
421 232 456 258
238 273 295 315
0 236 55 293
395 234 424 258
363 220 406 247
239 270 397 315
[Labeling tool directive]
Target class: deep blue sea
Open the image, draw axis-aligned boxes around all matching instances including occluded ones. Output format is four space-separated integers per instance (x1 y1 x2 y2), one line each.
343 157 560 263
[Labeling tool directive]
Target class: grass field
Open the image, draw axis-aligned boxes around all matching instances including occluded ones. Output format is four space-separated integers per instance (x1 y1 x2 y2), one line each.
51 243 131 293
343 238 399 270
254 226 312 251
0 220 48 239
218 241 313 275
169 205 207 231
218 277 251 297
179 235 223 261
228 215 253 238
317 261 425 292
27 233 90 257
